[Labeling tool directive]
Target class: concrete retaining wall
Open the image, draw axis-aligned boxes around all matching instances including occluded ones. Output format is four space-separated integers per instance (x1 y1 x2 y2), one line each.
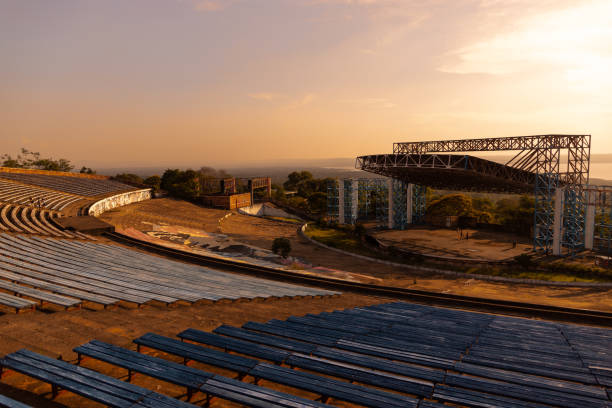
88 189 152 216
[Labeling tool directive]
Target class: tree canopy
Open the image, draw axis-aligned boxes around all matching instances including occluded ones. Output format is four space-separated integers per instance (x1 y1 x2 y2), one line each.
1 148 75 172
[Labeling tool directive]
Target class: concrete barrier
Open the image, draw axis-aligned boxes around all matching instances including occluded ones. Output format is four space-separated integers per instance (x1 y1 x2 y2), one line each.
239 203 301 220
88 189 152 216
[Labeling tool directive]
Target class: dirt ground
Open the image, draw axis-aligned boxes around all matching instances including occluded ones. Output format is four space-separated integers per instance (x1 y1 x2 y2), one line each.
0 294 384 407
100 199 612 312
373 226 532 261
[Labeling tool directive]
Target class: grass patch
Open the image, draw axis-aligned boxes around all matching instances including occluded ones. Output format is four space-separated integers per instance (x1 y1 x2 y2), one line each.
306 224 612 283
305 224 386 259
464 266 609 283
264 216 302 224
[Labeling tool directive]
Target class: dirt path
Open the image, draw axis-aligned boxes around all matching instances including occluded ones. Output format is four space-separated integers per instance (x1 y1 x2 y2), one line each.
99 199 612 312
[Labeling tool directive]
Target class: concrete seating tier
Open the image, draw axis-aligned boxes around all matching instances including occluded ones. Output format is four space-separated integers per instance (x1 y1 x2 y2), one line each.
0 179 83 211
4 301 610 407
0 172 133 197
0 204 82 239
0 233 338 311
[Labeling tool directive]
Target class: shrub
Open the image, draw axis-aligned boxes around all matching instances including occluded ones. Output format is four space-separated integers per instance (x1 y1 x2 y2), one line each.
272 237 292 257
514 254 534 269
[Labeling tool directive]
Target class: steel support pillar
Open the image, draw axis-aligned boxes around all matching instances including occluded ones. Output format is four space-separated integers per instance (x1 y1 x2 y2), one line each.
338 181 345 224
351 179 358 225
585 190 596 250
553 187 564 256
406 184 414 226
387 179 393 229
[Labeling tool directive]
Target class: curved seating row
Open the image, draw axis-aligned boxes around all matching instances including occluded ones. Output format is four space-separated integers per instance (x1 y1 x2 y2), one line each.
0 172 133 197
0 179 84 211
0 204 83 239
0 233 338 312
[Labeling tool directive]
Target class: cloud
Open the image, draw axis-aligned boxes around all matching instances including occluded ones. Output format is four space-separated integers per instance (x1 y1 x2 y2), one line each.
340 97 396 108
438 0 612 92
180 0 234 12
284 93 317 110
248 92 283 101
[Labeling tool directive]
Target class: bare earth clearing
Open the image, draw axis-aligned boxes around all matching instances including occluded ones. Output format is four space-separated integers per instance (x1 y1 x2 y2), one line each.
100 199 612 312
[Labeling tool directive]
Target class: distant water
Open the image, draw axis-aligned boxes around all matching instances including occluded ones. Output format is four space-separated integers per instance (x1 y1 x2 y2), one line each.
590 163 612 180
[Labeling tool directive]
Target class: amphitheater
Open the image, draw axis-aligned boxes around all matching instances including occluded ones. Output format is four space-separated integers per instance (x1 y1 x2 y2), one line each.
0 168 610 408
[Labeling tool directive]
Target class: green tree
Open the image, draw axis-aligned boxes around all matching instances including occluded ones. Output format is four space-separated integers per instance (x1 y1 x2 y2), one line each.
113 173 144 185
143 175 161 191
161 169 200 200
426 194 473 218
272 237 292 257
284 171 313 191
79 166 96 174
1 148 74 171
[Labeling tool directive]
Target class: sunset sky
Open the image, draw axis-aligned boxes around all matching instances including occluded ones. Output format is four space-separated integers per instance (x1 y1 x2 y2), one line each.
2 0 611 168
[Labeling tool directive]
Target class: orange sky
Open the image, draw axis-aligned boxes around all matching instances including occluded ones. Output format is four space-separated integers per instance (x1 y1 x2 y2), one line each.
1 0 611 168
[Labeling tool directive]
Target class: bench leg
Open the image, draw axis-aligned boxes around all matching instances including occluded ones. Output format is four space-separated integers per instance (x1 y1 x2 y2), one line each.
76 353 81 365
52 384 59 399
204 393 210 408
127 369 132 383
186 387 193 401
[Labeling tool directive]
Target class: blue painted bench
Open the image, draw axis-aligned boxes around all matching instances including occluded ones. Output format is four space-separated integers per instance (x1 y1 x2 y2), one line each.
445 373 608 408
454 362 607 400
284 353 433 397
199 375 333 408
74 340 332 407
242 321 339 347
133 333 258 376
249 362 419 408
0 349 195 408
433 384 556 408
177 328 289 364
213 325 317 354
0 395 32 408
312 346 445 383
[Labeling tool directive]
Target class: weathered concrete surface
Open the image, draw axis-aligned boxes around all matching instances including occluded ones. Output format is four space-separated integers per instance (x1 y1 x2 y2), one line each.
88 189 152 216
238 202 301 220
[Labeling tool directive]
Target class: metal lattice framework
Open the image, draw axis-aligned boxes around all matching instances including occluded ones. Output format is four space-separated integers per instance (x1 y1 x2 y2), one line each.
412 184 427 224
587 186 612 255
358 135 591 253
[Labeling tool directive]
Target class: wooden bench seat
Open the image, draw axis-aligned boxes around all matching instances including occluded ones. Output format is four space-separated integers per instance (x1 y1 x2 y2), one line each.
0 292 36 313
0 279 80 309
133 333 259 375
445 373 608 408
433 384 552 408
454 361 607 400
0 349 197 408
75 341 333 408
178 328 290 364
213 325 317 355
75 340 212 394
249 362 419 408
242 321 339 347
0 395 32 408
200 374 333 408
284 353 433 397
0 260 120 307
335 339 455 369
312 346 445 383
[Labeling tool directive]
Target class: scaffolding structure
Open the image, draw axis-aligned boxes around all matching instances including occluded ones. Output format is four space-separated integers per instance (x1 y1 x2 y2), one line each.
327 178 426 229
412 184 427 224
587 186 612 256
358 134 591 254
